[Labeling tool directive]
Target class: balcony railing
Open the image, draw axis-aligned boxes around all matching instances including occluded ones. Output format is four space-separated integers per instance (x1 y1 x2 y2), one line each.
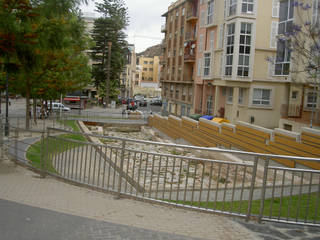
186 10 198 22
185 32 196 41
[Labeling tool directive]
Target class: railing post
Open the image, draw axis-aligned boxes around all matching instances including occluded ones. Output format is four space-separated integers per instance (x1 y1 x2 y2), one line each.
40 131 46 177
0 118 3 159
258 157 270 223
246 156 258 222
117 140 126 198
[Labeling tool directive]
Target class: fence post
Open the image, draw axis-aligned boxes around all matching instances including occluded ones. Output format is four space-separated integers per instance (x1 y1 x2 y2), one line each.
14 126 18 161
117 140 126 198
246 156 258 222
258 157 270 223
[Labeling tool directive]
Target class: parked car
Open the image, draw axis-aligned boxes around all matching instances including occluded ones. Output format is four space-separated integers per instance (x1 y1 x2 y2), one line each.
51 102 71 112
150 99 162 106
138 98 147 107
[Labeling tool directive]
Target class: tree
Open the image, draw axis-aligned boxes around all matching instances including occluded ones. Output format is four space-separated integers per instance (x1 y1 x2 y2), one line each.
0 0 91 128
91 0 129 105
269 0 320 127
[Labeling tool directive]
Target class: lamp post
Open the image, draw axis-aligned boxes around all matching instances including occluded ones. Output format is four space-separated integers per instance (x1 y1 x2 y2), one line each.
4 71 9 136
106 41 112 108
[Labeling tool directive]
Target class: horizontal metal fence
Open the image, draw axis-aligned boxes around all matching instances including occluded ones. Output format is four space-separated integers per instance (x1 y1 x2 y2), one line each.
2 121 320 227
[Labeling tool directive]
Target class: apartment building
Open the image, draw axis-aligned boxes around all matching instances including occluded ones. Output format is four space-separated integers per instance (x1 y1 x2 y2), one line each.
120 44 136 98
161 0 196 116
276 0 320 131
134 56 161 97
161 0 288 128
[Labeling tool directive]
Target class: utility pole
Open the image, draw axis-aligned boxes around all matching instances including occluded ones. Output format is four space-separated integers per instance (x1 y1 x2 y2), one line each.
106 41 112 108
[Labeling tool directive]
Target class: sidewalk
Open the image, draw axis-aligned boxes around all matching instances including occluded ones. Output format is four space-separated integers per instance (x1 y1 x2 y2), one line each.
0 157 258 240
1 156 320 240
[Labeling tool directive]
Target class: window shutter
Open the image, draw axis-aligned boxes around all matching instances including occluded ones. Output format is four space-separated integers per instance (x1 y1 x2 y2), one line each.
270 21 278 48
272 0 279 17
219 24 224 49
210 31 215 51
197 58 202 76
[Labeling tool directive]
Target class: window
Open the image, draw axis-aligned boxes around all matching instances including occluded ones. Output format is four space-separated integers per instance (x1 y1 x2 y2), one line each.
229 0 237 16
182 7 185 16
135 74 139 78
238 88 244 104
252 89 271 106
170 15 173 22
170 84 174 92
149 68 153 71
150 61 153 64
278 0 294 34
238 23 252 77
182 86 187 96
200 10 205 27
207 0 214 25
143 68 147 71
312 0 320 26
148 77 153 81
270 21 278 48
225 23 235 76
199 34 204 52
227 87 234 103
272 0 279 17
176 11 179 17
292 91 298 99
180 27 184 36
144 61 148 64
275 40 291 75
203 53 211 77
179 48 183 56
242 0 253 13
306 91 317 108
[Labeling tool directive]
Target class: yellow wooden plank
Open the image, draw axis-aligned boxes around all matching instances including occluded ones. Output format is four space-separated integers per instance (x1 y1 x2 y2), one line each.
301 134 320 147
236 125 270 140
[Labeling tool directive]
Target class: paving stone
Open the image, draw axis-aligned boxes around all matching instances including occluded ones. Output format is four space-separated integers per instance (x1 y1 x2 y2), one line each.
305 237 320 240
259 235 280 240
237 222 291 240
285 229 307 237
308 227 320 234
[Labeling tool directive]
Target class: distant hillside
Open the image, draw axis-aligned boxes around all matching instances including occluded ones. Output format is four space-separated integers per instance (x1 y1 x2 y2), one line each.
137 44 162 57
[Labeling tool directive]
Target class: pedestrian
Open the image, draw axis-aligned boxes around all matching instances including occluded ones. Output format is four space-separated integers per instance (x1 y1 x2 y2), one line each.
8 98 11 106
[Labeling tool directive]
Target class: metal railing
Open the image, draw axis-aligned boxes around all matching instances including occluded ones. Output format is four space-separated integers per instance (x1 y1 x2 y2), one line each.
2 121 320 227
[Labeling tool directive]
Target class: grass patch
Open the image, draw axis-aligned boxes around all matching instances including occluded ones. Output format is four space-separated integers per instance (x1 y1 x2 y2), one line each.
169 192 320 221
27 120 87 172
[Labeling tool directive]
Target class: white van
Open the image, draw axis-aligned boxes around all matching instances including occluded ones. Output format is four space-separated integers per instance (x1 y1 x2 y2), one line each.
52 102 71 112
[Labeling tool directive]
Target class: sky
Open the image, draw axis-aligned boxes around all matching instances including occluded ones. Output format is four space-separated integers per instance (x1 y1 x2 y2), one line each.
80 0 173 53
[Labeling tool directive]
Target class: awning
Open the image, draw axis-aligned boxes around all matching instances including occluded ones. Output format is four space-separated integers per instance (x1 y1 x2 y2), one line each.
64 97 80 101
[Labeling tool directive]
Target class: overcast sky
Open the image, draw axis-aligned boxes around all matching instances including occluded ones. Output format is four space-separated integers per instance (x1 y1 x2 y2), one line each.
80 0 172 53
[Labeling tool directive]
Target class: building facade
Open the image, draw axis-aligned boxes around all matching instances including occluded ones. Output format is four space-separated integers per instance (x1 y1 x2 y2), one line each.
134 56 161 97
161 0 291 129
120 44 136 98
276 0 320 131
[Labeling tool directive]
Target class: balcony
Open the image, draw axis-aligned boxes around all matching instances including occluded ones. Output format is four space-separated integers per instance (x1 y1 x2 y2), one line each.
186 11 198 23
185 32 196 41
161 24 167 33
184 39 196 63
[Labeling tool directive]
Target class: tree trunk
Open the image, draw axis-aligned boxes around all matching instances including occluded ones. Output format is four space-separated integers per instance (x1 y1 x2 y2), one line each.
25 90 30 129
33 98 37 125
